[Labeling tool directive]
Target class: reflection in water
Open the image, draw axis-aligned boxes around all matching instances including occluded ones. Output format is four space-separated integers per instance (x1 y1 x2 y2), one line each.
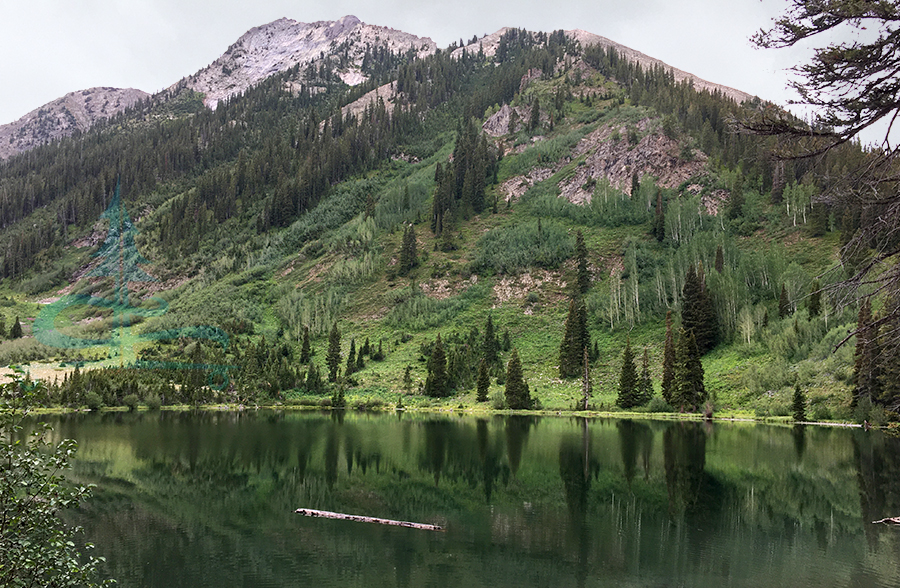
663 421 710 519
793 424 807 460
42 412 900 588
505 415 535 475
617 419 653 485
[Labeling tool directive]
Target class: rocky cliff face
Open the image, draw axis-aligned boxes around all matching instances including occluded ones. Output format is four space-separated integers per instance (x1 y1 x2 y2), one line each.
0 87 149 160
180 15 437 109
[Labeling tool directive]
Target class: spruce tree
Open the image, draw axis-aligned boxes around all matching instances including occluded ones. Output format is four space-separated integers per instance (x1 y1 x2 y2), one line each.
652 189 665 242
558 298 589 378
574 230 590 296
714 245 724 273
504 349 531 409
617 338 639 408
0 315 6 339
662 310 675 404
673 329 706 412
10 316 22 339
778 284 790 319
681 265 717 354
424 334 449 397
326 322 341 383
300 326 311 364
399 224 418 276
579 347 592 411
345 338 357 376
483 314 499 369
853 299 880 406
808 279 822 318
638 348 653 406
476 358 490 402
792 383 807 422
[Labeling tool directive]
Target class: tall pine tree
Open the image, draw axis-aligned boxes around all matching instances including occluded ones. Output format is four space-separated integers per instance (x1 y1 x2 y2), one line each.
617 338 639 408
504 349 531 409
326 322 341 383
673 328 706 412
681 265 717 354
424 334 449 398
662 310 675 404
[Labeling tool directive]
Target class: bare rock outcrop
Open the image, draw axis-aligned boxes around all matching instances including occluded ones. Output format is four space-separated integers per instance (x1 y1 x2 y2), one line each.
0 87 149 160
180 15 437 110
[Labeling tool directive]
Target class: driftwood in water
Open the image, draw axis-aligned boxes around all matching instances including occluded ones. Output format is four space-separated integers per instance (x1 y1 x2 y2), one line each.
295 508 444 531
872 517 900 525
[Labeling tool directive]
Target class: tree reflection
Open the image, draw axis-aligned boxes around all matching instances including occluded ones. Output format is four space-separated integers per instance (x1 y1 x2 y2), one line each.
505 416 535 475
559 418 598 588
663 422 708 519
854 430 900 547
617 419 654 485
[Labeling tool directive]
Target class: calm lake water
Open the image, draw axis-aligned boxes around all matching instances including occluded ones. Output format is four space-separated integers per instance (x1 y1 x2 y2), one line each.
43 411 900 587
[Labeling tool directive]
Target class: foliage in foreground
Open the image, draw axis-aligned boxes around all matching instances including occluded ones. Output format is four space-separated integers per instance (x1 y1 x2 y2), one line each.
0 368 112 588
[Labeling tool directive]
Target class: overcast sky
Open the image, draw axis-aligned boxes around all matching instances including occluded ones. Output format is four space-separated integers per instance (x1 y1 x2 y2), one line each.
0 0 815 127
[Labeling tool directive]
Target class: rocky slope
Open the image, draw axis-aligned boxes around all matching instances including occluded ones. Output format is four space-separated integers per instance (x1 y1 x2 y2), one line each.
454 28 752 105
179 15 437 109
0 87 149 160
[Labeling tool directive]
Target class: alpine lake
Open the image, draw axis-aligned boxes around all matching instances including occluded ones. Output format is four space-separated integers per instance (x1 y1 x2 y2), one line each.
45 410 900 587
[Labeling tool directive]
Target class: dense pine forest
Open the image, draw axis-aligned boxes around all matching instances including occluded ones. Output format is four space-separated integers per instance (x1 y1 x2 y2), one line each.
0 27 895 423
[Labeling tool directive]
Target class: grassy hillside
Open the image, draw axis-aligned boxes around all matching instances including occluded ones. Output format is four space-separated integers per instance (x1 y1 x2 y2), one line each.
0 29 872 422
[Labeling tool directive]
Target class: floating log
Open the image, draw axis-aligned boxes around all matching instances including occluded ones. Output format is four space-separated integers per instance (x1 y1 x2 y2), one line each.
872 517 900 525
295 508 444 531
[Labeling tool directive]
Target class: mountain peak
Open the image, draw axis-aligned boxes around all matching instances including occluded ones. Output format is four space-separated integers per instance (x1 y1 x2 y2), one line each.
181 16 437 110
0 87 149 160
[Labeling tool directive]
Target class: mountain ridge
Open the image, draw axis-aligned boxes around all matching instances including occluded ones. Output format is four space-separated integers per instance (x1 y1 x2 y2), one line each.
0 16 756 160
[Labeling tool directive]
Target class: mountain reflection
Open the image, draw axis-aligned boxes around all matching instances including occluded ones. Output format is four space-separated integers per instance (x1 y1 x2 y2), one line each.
39 411 900 588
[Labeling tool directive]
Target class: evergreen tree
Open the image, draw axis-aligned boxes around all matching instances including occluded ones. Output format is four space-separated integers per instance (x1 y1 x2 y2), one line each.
300 326 311 364
574 230 590 296
399 224 418 276
672 329 705 412
681 265 717 354
853 299 880 406
558 298 589 378
638 348 653 406
652 189 665 242
345 339 357 376
0 316 6 339
630 171 640 198
714 245 724 273
808 279 822 318
9 316 22 340
401 364 413 395
424 334 449 397
361 337 371 357
483 314 500 369
578 347 592 411
778 284 791 319
504 349 531 409
304 362 323 394
529 97 541 131
877 296 900 410
792 383 807 422
617 338 639 408
662 310 675 404
476 358 490 402
326 322 341 383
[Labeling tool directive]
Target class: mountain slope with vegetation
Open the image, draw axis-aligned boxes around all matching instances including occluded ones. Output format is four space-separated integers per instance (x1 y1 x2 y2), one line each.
0 23 890 423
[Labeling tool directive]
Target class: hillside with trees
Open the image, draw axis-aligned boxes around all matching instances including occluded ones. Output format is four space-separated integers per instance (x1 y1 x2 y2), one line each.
0 24 893 423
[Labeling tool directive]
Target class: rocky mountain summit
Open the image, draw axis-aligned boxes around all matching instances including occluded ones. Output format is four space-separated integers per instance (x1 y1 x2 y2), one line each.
0 87 148 160
180 15 437 109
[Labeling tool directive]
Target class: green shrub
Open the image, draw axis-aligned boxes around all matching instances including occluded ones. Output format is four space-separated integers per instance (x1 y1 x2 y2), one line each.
145 393 162 411
85 391 102 411
123 394 139 411
646 396 672 413
471 220 573 274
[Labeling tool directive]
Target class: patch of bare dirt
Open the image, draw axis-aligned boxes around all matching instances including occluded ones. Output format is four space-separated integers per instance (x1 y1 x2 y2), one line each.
492 270 565 305
421 275 478 300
